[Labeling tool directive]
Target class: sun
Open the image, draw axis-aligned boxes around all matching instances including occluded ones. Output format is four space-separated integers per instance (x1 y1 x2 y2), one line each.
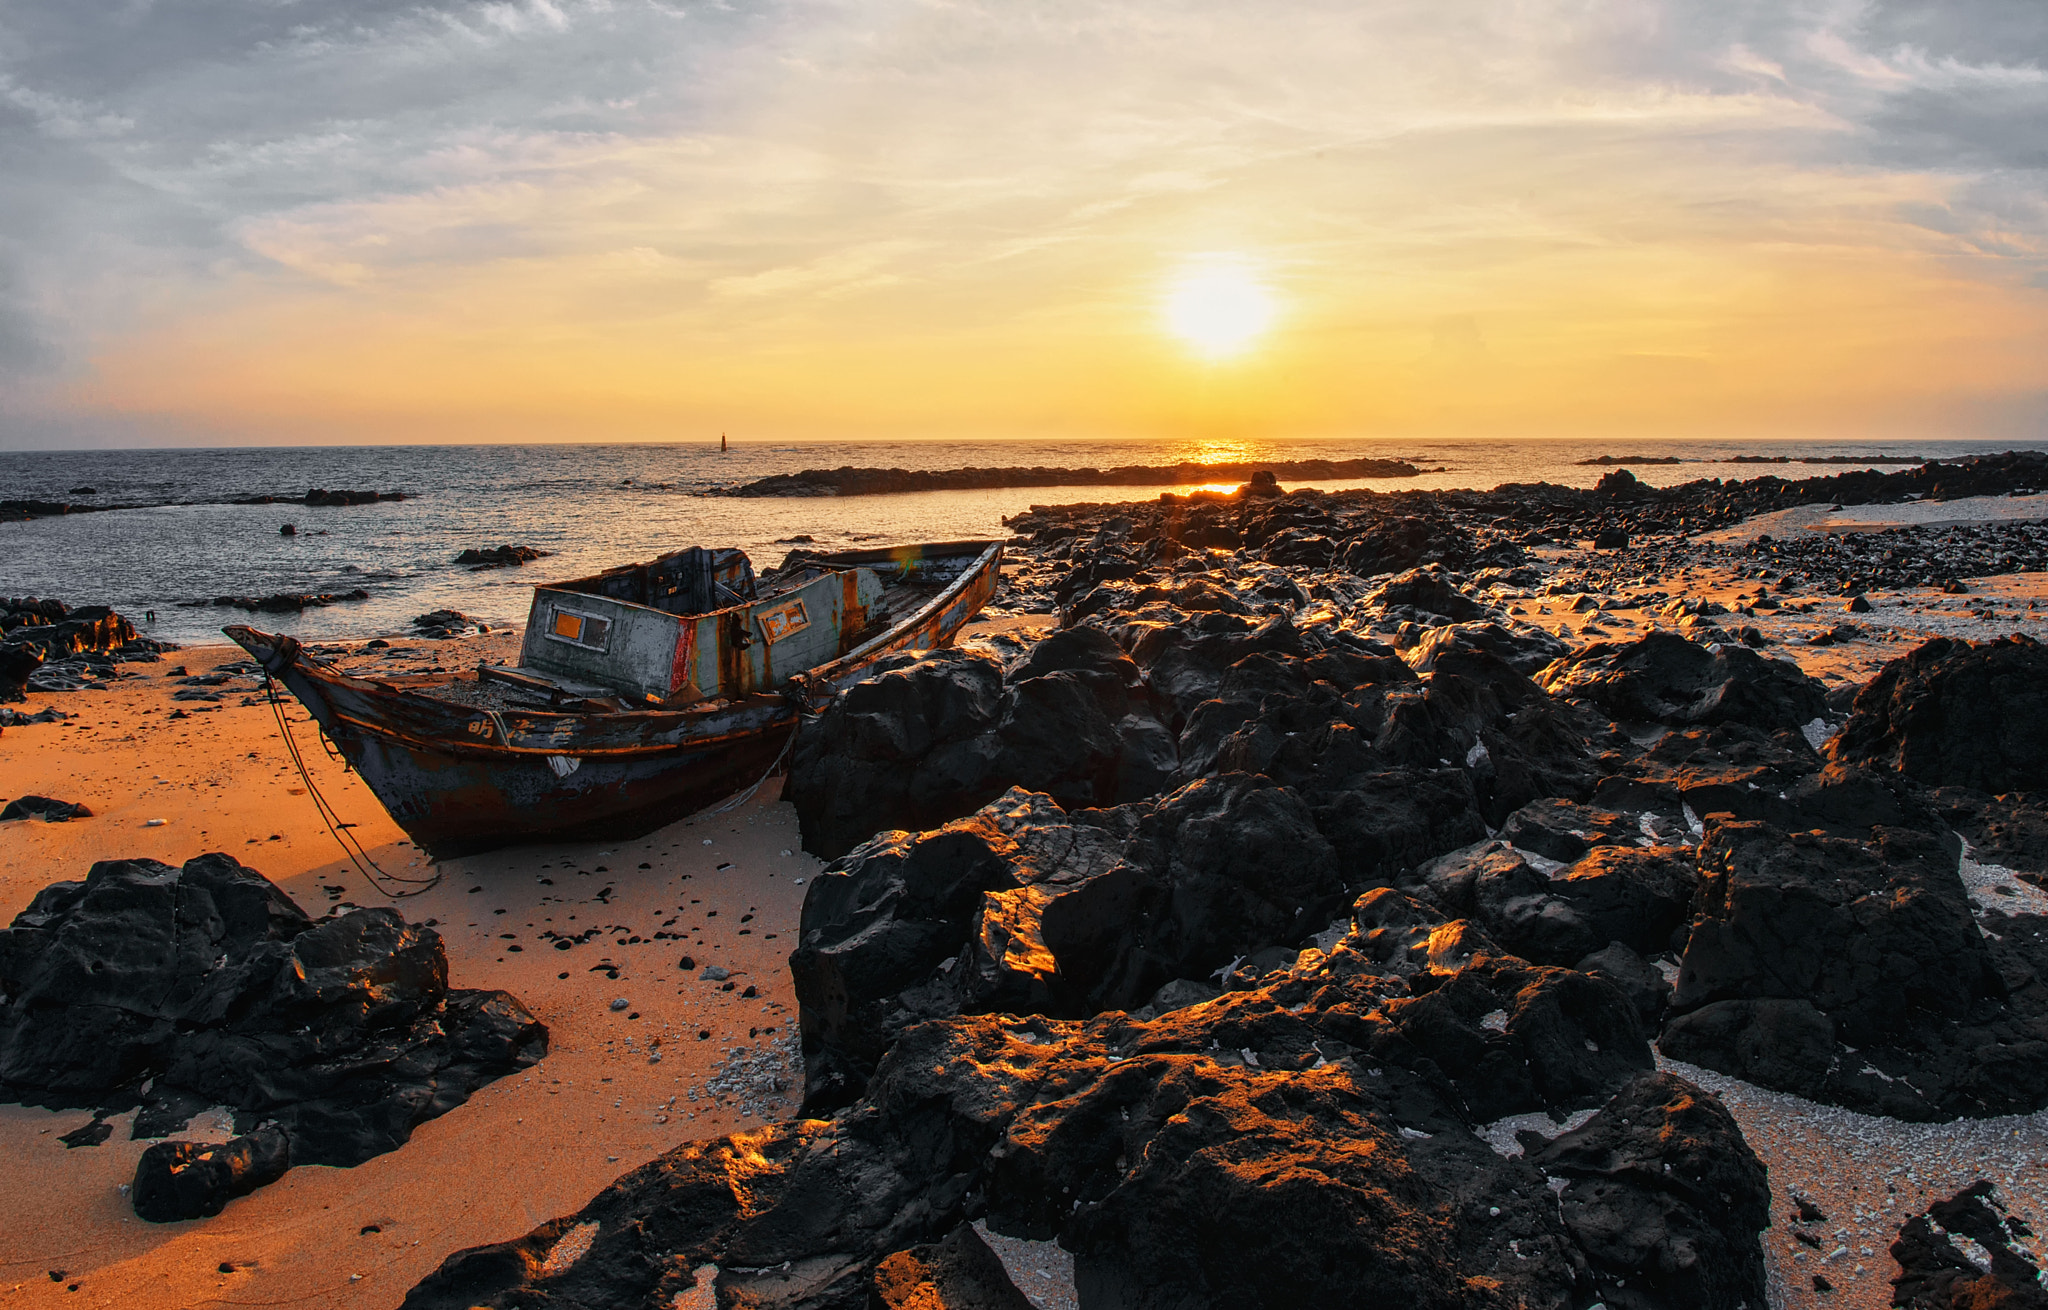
1162 258 1276 361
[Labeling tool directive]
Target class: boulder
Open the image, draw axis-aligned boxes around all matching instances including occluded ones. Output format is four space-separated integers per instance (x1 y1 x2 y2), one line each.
1828 636 2048 793
1575 942 1672 1025
1889 1180 2048 1309
1362 566 1491 623
130 1127 291 1223
1118 611 1312 731
1659 820 2048 1118
1497 799 1641 864
0 604 135 661
872 1225 1035 1310
1523 1071 1770 1310
1472 844 1698 967
787 650 1008 859
1590 722 1817 827
455 545 550 568
1933 788 2048 881
1537 631 1827 731
0 855 546 1208
0 645 40 702
786 636 1178 862
789 787 1126 1109
1406 621 1568 676
0 796 92 822
989 626 1177 811
1340 516 1483 578
1308 768 1489 887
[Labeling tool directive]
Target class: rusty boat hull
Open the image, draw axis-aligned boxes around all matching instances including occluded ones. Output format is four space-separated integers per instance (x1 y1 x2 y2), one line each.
228 540 1002 859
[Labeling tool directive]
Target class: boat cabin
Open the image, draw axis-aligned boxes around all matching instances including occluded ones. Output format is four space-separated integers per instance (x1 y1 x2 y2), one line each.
515 546 886 705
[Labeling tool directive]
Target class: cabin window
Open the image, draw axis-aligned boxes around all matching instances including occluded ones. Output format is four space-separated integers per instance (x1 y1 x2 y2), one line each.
547 607 612 651
758 598 810 643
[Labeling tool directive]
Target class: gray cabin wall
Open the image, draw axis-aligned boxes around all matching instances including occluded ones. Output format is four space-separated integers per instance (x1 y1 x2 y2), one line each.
520 567 885 703
519 590 689 701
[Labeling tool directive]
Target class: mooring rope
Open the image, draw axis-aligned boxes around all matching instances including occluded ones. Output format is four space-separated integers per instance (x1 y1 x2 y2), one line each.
706 718 801 816
265 673 441 899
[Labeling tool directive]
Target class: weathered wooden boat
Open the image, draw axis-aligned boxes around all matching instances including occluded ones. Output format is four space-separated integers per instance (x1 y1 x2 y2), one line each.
226 539 1003 858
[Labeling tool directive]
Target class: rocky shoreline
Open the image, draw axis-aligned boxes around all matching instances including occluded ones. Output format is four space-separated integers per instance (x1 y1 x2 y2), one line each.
8 451 2048 1307
0 487 406 522
705 456 1433 497
383 453 2048 1307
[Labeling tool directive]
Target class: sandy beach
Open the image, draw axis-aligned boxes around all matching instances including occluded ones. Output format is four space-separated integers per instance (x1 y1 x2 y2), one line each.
0 632 820 1308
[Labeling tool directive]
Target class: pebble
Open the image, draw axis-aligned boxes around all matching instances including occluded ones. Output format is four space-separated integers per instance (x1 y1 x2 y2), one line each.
608 997 629 1012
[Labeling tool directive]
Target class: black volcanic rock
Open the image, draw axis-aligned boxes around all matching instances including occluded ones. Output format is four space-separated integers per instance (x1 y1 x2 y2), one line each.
1407 620 1568 676
0 855 546 1213
131 1126 291 1222
712 457 1425 498
1362 565 1492 623
1538 631 1828 731
1523 1071 1770 1310
1482 844 1698 966
787 637 1178 862
1889 1180 2048 1309
790 777 1345 1110
403 952 1743 1310
789 632 1179 861
1828 635 2048 793
0 644 39 701
1498 798 1643 864
1307 767 1489 888
230 488 406 507
1 796 93 822
1340 515 1485 578
787 649 1008 858
872 1224 1035 1310
0 603 136 692
1933 786 2048 881
181 590 370 613
1657 819 2048 1119
456 544 552 569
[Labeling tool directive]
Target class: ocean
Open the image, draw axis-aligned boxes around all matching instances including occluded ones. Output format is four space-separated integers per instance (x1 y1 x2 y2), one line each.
4 435 2042 646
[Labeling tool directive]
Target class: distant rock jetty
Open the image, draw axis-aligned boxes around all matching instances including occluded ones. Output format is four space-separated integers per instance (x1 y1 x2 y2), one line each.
1577 453 1928 467
707 457 1431 498
0 488 406 521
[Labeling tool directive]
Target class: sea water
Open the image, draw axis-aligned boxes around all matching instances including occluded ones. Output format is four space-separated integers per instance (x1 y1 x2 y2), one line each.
2 435 2040 646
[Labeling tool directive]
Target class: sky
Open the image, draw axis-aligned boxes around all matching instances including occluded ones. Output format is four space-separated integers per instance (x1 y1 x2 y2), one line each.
0 0 2045 448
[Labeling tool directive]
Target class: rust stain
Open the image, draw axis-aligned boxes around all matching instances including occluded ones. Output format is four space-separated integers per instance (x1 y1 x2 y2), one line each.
668 622 698 698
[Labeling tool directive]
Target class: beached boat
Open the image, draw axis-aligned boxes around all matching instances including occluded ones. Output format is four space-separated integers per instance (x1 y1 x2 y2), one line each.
226 539 1003 858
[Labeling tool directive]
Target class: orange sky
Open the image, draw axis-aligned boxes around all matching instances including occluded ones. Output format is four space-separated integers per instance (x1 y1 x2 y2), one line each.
5 1 2046 445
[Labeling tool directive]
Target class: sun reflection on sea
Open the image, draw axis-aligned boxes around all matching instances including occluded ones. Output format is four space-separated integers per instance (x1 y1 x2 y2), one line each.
1179 439 1254 465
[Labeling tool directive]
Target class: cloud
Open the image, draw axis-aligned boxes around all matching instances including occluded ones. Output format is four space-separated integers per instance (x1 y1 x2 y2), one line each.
0 0 2043 442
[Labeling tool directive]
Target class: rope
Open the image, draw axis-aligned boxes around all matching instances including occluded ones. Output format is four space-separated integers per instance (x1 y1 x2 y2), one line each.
706 716 801 815
265 674 441 900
